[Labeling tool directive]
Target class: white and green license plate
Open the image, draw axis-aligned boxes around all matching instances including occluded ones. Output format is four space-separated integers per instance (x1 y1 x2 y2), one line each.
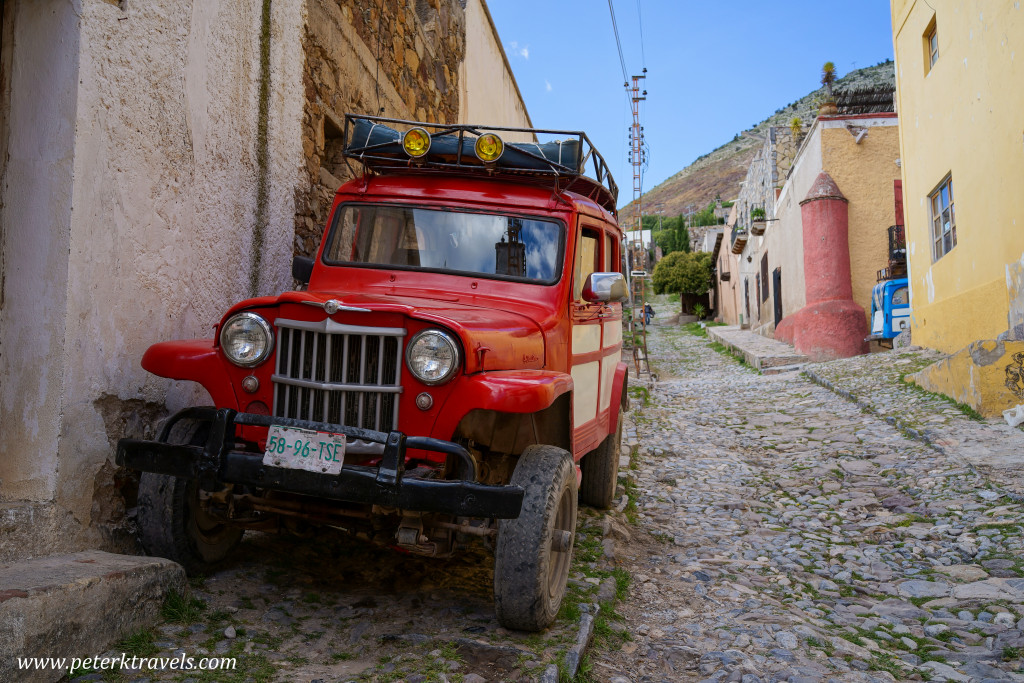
262 425 346 475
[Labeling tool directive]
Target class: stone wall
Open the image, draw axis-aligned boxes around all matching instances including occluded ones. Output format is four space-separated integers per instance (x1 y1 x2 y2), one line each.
296 0 467 257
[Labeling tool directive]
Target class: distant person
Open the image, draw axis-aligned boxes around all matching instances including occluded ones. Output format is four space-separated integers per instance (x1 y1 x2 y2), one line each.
644 303 655 326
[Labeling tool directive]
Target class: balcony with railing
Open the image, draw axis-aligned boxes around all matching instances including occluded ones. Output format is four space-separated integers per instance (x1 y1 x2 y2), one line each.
877 224 907 281
731 227 748 254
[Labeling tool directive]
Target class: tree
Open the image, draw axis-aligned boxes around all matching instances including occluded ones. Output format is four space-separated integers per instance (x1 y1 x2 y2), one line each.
652 251 713 296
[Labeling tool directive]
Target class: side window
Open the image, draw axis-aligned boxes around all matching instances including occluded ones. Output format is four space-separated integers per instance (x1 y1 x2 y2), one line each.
892 286 909 306
930 174 956 260
574 228 601 300
924 16 939 73
604 233 614 272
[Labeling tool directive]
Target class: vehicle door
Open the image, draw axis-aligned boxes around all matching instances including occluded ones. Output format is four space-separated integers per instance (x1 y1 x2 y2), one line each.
569 223 622 457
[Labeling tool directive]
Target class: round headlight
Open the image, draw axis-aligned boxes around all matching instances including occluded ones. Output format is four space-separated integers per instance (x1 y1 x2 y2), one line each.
405 329 461 385
474 133 504 162
403 127 431 157
219 312 274 368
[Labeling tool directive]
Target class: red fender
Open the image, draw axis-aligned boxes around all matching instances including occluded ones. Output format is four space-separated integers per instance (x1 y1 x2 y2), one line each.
141 339 239 409
431 370 573 439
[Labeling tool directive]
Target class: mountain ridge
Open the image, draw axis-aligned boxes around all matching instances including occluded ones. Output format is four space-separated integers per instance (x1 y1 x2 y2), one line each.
619 61 895 225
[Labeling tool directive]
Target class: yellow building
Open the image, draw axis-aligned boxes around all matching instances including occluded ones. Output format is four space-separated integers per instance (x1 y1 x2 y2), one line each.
892 1 1024 415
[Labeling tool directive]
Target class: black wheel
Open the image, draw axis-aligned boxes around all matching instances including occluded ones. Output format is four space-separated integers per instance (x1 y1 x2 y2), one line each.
136 419 242 573
579 411 622 509
137 473 243 574
493 445 577 632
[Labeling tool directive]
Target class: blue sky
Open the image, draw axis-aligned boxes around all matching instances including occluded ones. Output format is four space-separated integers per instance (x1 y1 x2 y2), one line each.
485 1 896 208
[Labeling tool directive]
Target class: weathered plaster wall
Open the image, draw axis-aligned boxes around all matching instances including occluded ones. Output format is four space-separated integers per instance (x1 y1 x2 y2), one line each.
295 0 468 257
0 0 80 503
911 340 1024 418
0 0 305 559
715 241 742 325
820 117 901 323
893 0 1024 353
763 124 822 326
731 127 801 331
458 0 532 139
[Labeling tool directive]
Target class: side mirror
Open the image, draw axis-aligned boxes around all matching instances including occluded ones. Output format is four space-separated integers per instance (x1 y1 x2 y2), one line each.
292 256 314 285
582 272 628 303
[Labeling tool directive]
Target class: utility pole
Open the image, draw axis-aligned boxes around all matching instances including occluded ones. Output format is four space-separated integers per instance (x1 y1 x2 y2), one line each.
626 70 652 379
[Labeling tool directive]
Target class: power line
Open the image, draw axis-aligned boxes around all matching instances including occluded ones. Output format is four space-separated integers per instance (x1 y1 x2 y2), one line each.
636 0 646 69
607 0 629 84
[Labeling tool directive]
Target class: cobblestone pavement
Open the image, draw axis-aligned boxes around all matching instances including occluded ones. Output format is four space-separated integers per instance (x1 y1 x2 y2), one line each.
71 524 606 683
804 351 1024 496
591 307 1024 683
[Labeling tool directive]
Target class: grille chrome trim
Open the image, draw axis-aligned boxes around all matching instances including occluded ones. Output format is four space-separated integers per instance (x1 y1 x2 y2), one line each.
272 318 405 433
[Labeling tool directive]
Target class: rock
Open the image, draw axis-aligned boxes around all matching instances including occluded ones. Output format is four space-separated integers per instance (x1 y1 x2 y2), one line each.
995 612 1017 627
952 579 1024 601
224 626 236 639
897 580 951 598
775 631 798 649
921 660 973 681
934 564 989 582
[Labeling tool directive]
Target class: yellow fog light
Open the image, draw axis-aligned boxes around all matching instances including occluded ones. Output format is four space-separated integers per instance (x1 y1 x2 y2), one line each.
403 127 431 157
474 133 504 162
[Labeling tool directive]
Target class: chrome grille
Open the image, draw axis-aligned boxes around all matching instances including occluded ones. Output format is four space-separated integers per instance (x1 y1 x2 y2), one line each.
272 319 405 432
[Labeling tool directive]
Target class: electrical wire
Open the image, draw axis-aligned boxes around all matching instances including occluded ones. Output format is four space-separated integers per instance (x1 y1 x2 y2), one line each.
636 0 646 69
607 0 629 84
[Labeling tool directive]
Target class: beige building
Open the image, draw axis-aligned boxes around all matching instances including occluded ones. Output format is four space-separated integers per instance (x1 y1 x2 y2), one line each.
0 0 530 561
715 111 901 341
712 205 743 325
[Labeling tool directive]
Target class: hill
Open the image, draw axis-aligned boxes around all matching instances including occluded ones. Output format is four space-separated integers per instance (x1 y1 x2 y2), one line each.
619 62 895 225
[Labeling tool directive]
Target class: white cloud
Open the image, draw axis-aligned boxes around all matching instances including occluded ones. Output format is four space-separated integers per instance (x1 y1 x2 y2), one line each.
545 80 552 92
508 41 529 60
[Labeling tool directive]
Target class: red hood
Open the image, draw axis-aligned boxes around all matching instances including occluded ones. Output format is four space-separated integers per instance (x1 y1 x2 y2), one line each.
268 289 547 373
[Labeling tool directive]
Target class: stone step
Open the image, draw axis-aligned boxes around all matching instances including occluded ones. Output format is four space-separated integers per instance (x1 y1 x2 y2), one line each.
762 363 807 376
0 550 185 683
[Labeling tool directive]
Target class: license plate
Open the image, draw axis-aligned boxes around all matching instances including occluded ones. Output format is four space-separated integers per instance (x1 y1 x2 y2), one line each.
263 425 346 475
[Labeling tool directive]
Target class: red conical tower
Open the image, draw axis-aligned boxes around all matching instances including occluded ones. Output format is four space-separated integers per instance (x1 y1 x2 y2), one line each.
774 172 868 360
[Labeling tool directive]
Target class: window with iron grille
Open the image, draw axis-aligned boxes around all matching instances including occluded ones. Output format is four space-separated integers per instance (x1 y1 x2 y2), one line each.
930 175 956 260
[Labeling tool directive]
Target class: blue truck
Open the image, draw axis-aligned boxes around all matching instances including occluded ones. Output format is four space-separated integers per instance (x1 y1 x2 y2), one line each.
867 277 910 345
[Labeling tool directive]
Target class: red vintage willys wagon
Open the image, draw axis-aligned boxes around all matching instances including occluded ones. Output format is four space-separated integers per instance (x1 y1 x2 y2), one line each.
117 115 629 631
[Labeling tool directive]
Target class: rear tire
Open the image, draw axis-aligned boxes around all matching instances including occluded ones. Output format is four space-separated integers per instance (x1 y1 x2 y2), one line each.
493 445 577 631
579 412 622 509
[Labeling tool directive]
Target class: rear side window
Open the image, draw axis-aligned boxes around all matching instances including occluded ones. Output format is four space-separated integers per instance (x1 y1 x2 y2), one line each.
574 228 601 300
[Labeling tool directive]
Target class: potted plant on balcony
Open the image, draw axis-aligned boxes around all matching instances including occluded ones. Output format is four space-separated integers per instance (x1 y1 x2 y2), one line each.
750 207 767 235
819 61 838 116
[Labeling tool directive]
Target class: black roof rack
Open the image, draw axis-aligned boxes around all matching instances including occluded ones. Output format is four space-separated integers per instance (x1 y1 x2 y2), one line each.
342 114 619 215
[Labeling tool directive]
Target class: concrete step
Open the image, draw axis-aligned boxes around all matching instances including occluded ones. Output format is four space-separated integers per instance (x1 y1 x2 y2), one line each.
762 363 808 376
1 550 185 683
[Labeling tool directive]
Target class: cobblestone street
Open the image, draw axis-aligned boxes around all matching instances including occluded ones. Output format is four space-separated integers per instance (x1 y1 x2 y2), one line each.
592 308 1024 683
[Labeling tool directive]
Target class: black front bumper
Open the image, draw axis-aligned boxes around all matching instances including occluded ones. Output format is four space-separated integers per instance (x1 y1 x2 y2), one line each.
116 407 524 519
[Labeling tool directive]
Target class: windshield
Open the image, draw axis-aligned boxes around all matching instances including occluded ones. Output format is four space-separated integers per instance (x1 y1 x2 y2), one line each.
323 205 563 284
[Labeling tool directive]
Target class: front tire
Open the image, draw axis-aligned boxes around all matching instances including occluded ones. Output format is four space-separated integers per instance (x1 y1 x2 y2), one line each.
493 445 577 631
579 412 622 509
137 474 243 574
